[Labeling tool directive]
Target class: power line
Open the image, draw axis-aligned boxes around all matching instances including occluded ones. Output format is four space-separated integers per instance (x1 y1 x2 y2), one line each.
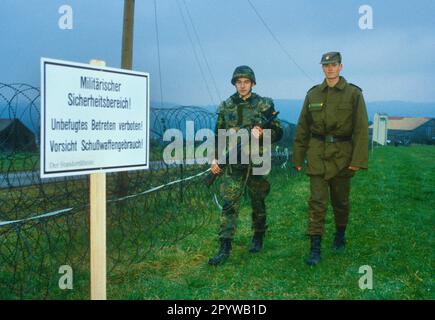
247 0 314 82
182 0 222 103
153 0 164 107
176 0 216 106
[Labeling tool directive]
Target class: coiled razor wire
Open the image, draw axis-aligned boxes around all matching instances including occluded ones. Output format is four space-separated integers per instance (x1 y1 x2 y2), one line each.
0 83 294 299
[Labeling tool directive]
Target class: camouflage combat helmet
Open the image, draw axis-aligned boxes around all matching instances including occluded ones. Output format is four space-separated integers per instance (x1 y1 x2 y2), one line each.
231 65 256 85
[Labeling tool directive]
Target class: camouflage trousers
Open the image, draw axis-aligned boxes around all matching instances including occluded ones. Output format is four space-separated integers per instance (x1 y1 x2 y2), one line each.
218 167 271 240
307 174 351 236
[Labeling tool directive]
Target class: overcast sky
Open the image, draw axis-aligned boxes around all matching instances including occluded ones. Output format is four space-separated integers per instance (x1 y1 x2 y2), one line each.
1 0 434 105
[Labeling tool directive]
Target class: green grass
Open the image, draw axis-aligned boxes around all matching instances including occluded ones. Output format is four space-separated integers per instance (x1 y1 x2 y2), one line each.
1 145 433 299
108 145 434 300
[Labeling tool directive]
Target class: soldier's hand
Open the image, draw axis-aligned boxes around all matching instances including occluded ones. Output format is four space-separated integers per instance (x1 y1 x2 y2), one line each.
294 166 302 172
211 159 222 175
348 166 360 171
252 126 263 139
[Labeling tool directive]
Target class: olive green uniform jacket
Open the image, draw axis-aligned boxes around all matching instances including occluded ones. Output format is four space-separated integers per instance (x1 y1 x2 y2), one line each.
292 77 369 180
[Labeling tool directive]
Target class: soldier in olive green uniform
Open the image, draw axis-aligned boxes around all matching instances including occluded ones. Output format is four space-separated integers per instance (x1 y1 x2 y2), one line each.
208 66 283 266
293 52 369 266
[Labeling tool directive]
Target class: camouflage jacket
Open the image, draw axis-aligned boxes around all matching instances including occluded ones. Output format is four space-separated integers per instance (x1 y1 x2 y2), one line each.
214 92 283 166
292 77 369 179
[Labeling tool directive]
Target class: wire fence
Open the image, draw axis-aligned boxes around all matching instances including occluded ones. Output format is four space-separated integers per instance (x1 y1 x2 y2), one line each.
0 83 294 299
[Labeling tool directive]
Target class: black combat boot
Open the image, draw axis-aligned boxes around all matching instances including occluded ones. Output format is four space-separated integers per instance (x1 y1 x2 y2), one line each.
333 226 346 251
306 235 322 266
249 233 264 253
208 239 232 266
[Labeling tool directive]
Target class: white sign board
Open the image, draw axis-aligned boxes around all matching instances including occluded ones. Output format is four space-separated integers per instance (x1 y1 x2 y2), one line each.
372 113 388 146
41 58 150 178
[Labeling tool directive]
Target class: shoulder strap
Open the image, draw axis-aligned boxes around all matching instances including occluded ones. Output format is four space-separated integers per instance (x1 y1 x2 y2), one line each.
307 85 318 93
349 83 362 92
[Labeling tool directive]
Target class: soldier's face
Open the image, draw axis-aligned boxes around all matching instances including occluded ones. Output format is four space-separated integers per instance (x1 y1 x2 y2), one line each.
235 77 254 98
322 62 342 80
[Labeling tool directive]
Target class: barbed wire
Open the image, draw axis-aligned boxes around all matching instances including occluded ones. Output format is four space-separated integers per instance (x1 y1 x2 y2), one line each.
0 83 294 299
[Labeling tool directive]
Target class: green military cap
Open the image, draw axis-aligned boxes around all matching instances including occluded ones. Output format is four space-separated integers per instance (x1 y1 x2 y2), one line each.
320 52 342 64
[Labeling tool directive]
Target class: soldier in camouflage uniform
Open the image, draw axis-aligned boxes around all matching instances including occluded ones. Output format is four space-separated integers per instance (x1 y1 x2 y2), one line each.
208 65 283 266
293 52 369 266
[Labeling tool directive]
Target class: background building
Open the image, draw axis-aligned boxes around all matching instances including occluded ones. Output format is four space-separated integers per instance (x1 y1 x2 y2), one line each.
370 117 435 145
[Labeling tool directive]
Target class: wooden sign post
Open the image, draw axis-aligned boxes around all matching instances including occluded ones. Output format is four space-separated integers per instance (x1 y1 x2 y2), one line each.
89 59 107 300
90 172 107 300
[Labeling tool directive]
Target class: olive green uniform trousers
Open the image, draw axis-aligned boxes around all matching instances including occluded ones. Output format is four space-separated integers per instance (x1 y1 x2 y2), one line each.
307 170 352 235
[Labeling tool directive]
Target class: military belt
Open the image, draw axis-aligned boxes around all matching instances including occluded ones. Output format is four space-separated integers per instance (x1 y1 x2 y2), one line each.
311 133 352 143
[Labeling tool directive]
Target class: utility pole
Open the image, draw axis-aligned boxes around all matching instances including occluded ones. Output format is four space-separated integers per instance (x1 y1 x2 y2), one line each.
117 0 135 196
121 0 135 69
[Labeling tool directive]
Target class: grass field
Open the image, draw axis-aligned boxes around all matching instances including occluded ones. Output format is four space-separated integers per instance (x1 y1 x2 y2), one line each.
108 145 434 300
1 145 433 300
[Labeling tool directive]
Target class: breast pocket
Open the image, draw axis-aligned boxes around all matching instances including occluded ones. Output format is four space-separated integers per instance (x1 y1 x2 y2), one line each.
224 112 238 127
308 103 324 125
336 103 353 132
242 108 260 127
